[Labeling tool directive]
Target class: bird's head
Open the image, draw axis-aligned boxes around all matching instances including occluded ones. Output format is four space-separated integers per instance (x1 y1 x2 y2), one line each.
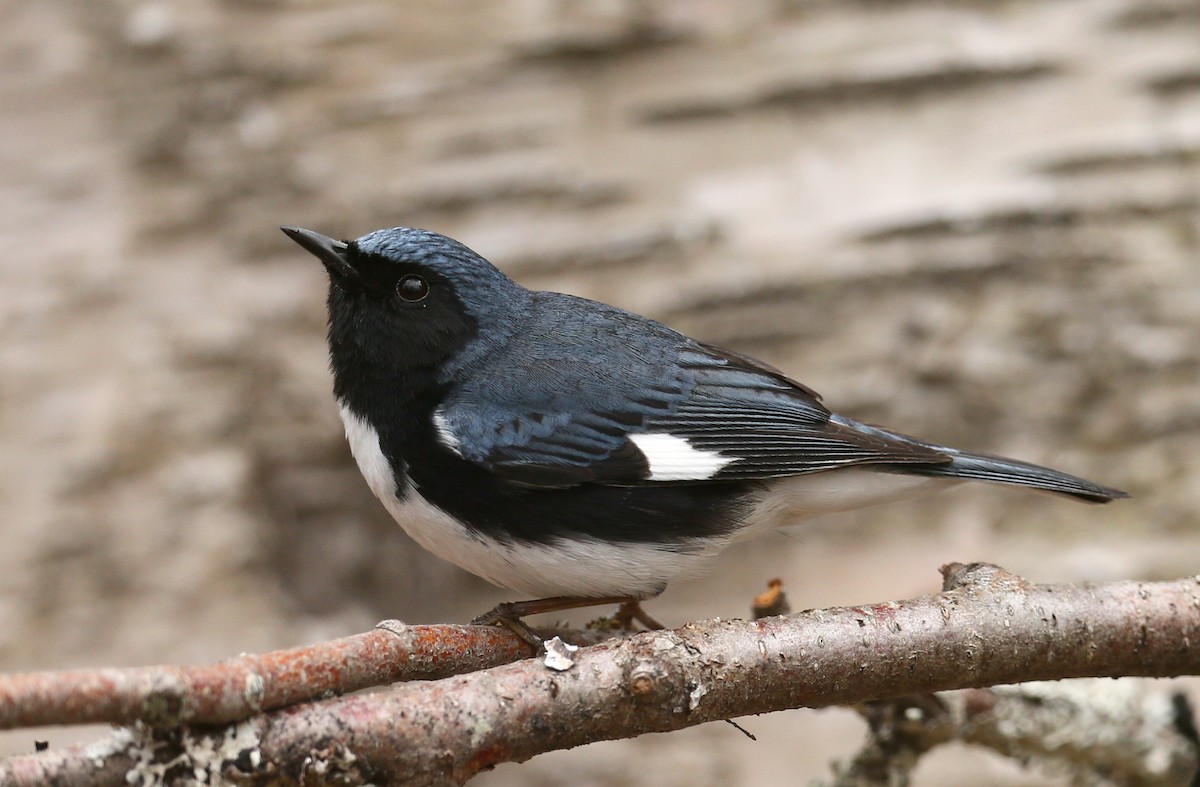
282 225 525 380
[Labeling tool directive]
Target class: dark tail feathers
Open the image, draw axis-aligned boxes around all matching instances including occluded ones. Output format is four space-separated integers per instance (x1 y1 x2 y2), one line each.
832 416 1129 503
898 450 1129 504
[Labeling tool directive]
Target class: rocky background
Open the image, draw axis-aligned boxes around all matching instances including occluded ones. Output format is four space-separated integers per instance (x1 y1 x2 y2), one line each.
2 0 1198 784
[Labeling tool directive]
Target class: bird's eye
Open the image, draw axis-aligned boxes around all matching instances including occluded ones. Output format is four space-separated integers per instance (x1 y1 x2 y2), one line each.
397 274 430 302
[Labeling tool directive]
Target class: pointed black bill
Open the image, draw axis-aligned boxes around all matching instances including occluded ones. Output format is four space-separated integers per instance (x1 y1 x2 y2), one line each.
280 226 359 282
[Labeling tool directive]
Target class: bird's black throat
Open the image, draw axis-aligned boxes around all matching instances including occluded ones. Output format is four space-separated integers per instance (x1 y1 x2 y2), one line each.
326 281 457 491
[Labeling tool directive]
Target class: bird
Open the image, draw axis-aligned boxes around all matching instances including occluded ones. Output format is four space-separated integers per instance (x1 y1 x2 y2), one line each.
282 224 1127 638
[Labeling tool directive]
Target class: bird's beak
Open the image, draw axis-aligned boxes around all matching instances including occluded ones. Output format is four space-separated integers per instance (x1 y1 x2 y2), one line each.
280 226 360 283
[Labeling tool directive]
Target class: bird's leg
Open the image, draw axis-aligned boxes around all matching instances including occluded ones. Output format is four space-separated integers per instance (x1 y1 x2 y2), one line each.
612 600 664 631
471 595 645 649
493 618 546 652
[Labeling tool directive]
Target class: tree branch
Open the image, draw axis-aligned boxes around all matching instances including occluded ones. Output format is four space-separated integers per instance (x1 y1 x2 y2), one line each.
0 622 613 729
2 564 1198 786
823 683 1200 786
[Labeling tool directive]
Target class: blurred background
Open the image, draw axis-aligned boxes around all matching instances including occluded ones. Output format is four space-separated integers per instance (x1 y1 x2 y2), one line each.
2 0 1198 783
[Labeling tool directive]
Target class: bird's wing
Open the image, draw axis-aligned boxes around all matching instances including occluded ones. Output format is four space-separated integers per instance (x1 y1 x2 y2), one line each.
433 354 675 487
645 344 949 480
434 341 949 488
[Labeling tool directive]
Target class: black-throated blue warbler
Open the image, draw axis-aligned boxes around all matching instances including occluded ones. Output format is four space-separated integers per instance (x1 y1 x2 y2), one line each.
282 225 1126 634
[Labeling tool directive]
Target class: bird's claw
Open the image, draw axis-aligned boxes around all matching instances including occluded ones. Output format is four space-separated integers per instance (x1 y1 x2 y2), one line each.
471 604 546 652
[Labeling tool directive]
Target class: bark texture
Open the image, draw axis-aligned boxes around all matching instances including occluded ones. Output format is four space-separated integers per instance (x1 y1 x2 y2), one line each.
0 623 617 730
2 565 1197 786
824 683 1199 787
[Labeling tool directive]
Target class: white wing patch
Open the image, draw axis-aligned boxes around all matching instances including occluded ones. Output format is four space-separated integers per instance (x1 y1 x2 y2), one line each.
431 409 462 456
629 433 734 481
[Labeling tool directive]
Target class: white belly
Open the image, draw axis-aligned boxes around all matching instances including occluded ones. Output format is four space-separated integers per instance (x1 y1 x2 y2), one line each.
337 402 726 598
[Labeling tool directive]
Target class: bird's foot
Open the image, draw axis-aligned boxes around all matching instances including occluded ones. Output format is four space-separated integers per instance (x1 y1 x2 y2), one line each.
471 605 547 651
471 595 646 650
611 600 665 631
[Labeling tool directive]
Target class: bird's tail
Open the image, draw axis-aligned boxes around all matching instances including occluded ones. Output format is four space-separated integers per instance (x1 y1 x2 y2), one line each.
896 449 1128 503
832 416 1129 504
